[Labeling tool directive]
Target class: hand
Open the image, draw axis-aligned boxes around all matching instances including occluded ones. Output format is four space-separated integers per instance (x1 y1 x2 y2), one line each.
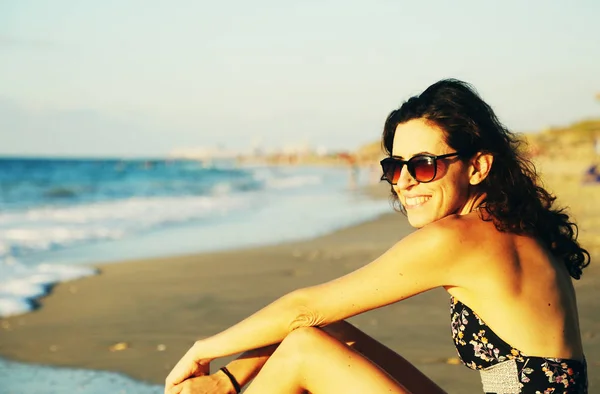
166 373 236 394
165 342 212 393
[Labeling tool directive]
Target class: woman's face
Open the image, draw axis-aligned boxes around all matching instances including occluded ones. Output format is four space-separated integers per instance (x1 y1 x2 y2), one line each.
391 118 473 228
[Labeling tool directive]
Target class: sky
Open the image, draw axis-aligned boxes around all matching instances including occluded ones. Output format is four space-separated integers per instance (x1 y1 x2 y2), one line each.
1 0 599 157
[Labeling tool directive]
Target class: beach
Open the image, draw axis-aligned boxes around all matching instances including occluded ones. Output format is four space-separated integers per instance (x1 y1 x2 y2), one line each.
1 165 599 393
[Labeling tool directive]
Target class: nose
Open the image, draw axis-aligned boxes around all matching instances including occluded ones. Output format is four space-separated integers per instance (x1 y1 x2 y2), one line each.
393 164 418 193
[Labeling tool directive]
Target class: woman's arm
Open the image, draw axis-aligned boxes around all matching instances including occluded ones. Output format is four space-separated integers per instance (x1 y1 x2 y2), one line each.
219 344 279 389
190 289 307 359
193 221 470 360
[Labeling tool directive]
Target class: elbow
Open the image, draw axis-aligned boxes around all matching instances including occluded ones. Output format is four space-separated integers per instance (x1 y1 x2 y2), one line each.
284 288 326 332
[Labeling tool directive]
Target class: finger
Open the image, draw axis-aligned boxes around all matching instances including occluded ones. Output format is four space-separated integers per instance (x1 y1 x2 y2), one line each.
165 343 206 391
167 347 199 379
165 367 187 394
165 358 192 388
165 370 180 392
166 383 182 394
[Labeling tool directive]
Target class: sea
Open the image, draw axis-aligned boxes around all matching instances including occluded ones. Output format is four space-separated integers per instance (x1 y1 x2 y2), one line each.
0 157 390 393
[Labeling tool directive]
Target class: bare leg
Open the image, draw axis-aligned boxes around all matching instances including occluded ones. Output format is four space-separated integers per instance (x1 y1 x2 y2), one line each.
244 327 411 394
322 321 446 393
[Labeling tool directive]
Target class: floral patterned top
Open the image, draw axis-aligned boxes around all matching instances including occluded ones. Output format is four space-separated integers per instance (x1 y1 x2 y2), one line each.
450 296 587 393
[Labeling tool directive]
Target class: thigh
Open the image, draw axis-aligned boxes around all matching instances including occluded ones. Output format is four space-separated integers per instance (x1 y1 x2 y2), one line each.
322 321 446 393
247 327 411 394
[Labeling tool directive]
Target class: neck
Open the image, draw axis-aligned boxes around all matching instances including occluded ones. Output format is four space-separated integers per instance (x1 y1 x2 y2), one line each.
459 193 487 215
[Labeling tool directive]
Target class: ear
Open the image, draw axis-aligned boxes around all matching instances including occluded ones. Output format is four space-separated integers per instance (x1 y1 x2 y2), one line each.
468 152 493 185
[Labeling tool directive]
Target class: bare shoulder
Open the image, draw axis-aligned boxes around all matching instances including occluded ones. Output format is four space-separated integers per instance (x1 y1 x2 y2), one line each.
400 212 492 255
399 213 514 286
295 213 512 322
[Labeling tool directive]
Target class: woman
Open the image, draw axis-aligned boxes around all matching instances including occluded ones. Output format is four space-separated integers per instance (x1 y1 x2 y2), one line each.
165 79 589 393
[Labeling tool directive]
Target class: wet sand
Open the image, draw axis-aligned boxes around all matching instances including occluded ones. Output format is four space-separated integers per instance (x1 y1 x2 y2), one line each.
0 178 598 393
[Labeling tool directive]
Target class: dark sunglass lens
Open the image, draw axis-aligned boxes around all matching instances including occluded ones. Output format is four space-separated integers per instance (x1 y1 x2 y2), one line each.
411 156 436 182
381 159 402 184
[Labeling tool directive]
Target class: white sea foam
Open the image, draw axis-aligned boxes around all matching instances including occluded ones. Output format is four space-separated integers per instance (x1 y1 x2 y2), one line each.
0 295 33 318
0 195 246 257
0 262 97 317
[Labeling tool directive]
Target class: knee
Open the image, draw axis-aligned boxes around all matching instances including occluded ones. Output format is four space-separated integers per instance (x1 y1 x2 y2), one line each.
262 328 321 372
286 326 322 341
279 327 332 356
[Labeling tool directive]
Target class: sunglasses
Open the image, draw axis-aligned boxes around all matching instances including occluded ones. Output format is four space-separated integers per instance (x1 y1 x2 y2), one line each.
380 152 461 185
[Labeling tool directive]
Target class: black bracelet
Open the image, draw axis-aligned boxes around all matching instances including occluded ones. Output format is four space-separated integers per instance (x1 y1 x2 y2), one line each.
220 366 241 394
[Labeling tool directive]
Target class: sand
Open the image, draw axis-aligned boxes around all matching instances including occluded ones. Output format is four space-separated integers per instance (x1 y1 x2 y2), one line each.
0 178 599 393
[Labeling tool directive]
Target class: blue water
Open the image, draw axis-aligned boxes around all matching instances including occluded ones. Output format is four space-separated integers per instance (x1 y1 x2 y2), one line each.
0 158 266 209
0 157 390 393
0 358 162 394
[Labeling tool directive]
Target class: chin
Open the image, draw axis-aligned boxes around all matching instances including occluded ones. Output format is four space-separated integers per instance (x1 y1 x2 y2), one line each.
406 213 431 229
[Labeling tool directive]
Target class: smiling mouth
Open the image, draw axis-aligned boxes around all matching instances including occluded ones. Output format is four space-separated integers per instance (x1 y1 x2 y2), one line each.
404 196 431 208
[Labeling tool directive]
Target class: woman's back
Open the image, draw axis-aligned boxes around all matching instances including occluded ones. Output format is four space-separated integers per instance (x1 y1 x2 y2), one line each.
446 212 584 360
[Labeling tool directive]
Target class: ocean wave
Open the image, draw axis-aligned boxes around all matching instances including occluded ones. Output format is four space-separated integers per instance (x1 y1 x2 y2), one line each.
0 158 258 209
0 195 248 260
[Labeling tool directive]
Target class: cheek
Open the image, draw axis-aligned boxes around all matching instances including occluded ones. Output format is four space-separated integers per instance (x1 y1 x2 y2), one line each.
436 180 468 212
443 182 471 210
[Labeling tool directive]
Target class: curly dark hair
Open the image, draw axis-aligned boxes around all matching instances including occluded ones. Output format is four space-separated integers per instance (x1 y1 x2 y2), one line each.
382 78 590 279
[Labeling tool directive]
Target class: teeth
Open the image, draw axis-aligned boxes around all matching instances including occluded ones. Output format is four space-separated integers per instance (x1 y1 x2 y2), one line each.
405 196 430 206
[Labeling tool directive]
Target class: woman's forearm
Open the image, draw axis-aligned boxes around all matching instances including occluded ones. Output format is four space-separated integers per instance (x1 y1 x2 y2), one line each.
195 291 304 360
220 344 279 388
